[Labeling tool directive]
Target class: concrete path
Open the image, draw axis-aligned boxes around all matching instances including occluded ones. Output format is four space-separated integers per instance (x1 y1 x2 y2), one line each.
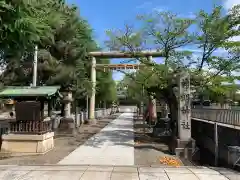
58 112 134 165
0 165 238 180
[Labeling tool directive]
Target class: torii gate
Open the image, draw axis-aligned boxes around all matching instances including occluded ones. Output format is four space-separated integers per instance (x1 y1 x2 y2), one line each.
88 51 164 122
88 51 194 158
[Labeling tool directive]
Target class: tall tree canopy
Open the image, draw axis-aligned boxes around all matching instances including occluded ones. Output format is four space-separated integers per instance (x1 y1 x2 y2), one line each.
0 0 116 105
106 5 240 136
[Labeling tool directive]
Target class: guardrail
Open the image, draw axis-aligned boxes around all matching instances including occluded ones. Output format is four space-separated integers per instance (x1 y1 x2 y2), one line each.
191 108 240 126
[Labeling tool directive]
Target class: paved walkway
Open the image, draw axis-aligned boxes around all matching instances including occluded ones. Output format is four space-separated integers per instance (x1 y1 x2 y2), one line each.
0 165 238 180
58 112 134 165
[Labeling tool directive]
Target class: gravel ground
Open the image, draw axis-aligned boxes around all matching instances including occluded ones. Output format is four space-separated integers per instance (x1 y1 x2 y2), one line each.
0 114 120 165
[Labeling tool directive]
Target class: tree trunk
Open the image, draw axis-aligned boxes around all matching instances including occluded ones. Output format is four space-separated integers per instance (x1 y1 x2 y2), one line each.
150 86 178 133
168 100 178 137
159 87 178 137
147 85 178 154
165 88 178 154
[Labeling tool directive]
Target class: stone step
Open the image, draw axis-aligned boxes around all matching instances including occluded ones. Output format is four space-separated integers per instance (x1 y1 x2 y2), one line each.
0 164 237 180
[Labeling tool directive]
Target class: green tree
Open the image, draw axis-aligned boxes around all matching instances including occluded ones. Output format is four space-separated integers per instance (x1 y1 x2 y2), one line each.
0 0 117 106
105 5 240 138
96 59 117 106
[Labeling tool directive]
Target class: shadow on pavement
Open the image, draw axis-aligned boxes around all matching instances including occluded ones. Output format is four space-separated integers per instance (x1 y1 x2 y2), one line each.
83 129 134 148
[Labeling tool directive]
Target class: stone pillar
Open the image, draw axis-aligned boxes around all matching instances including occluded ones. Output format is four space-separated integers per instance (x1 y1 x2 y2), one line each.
177 71 191 140
174 71 195 160
140 101 144 116
150 96 157 121
86 95 89 119
89 56 96 121
64 91 72 118
147 56 157 121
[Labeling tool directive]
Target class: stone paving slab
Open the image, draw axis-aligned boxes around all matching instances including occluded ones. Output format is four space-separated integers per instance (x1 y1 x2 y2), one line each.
58 112 134 165
0 165 238 180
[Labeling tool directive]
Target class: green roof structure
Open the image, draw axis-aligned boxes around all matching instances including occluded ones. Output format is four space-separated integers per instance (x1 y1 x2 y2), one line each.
0 86 61 98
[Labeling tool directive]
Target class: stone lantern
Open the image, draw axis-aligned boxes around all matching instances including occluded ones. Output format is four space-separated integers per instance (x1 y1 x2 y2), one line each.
58 86 75 133
60 87 73 118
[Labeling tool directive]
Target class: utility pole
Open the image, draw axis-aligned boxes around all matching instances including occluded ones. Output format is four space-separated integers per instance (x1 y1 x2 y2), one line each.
32 45 38 87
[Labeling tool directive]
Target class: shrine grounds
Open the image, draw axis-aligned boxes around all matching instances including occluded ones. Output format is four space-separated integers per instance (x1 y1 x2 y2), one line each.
0 112 186 166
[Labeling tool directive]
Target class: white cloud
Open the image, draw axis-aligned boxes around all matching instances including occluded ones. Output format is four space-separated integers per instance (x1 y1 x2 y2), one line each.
179 12 196 19
228 25 240 42
176 47 228 55
136 2 167 13
229 35 240 42
224 0 239 10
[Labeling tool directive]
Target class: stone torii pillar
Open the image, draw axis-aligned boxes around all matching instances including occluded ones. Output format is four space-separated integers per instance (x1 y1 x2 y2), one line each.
89 56 96 122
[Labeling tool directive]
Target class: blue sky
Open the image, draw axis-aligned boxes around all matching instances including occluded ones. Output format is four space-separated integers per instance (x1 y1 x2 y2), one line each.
66 0 238 80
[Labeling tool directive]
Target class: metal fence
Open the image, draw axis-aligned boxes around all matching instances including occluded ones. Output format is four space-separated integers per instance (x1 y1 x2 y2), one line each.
192 108 240 126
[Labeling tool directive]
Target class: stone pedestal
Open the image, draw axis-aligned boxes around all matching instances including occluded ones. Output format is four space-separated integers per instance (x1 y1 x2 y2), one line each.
175 138 196 160
58 117 75 134
85 118 97 125
1 132 54 155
